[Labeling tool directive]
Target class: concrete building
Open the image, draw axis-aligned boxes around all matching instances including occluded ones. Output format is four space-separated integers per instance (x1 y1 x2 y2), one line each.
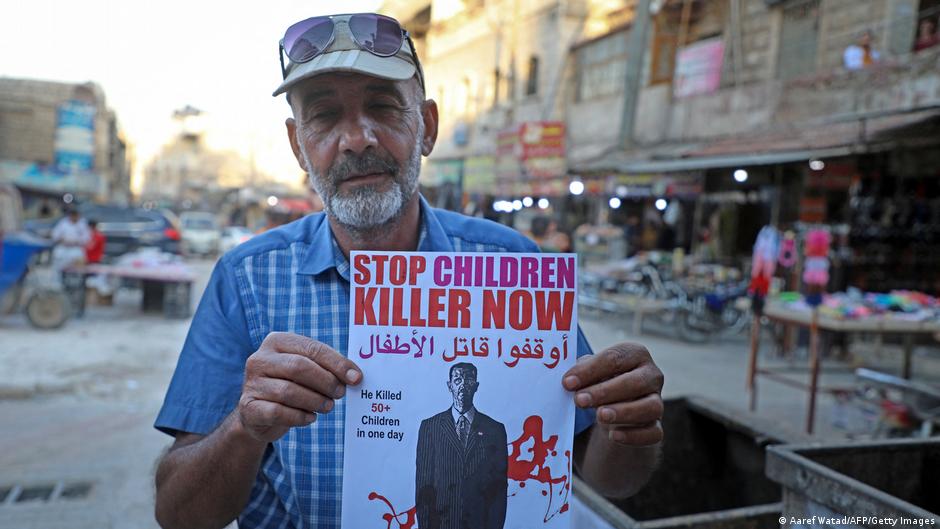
0 77 131 207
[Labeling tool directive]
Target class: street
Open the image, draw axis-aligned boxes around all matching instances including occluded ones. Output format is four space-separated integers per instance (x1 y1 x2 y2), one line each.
4 257 924 527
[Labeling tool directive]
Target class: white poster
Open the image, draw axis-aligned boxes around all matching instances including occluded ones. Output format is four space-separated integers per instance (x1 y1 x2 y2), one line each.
342 251 578 529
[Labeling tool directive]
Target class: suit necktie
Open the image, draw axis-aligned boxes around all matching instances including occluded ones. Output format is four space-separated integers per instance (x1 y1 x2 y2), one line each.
457 415 470 447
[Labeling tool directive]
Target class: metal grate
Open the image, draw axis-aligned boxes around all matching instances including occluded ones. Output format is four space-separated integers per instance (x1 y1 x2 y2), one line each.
0 481 94 506
16 485 54 503
59 482 93 500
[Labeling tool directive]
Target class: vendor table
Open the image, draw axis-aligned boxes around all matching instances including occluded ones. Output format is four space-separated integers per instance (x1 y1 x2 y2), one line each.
746 301 940 434
63 263 195 319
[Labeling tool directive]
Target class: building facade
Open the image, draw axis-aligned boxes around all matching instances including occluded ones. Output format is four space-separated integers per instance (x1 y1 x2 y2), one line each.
0 77 131 208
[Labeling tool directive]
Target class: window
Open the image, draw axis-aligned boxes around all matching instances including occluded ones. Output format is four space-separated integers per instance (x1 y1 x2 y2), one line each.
776 0 820 80
650 16 678 85
525 55 539 96
911 0 940 53
574 28 628 101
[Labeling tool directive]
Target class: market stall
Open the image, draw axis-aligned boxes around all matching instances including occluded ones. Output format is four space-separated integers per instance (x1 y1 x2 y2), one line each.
747 290 940 434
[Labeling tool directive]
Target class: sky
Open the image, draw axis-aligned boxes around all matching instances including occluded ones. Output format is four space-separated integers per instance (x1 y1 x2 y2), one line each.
0 0 383 193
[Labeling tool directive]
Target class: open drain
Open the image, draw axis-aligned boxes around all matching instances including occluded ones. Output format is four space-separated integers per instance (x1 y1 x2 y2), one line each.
0 481 94 505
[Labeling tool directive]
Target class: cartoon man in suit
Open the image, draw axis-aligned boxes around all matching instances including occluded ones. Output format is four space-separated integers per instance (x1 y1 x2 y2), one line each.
416 362 507 529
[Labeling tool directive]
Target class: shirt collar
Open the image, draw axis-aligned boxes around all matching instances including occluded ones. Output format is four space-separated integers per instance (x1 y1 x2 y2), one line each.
297 194 454 277
451 406 476 425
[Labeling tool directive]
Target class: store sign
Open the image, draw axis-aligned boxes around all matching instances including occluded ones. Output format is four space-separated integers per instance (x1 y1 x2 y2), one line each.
54 100 96 172
0 160 102 195
520 121 565 179
673 38 725 99
607 172 702 198
423 159 462 187
799 197 827 223
463 156 496 193
495 122 567 182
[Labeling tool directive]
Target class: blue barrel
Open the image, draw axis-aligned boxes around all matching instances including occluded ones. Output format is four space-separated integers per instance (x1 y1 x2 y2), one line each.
0 232 51 295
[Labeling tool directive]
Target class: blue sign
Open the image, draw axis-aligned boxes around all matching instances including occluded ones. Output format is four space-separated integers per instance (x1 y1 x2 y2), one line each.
54 100 96 172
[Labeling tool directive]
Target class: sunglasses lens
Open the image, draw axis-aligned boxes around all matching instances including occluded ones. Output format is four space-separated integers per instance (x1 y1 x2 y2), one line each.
284 17 334 63
349 14 403 56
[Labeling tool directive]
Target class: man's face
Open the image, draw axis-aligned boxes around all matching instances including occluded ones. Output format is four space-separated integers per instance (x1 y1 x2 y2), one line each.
447 368 478 411
286 73 438 231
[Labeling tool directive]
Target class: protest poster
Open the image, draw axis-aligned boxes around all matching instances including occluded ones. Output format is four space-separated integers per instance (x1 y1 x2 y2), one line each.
341 251 578 529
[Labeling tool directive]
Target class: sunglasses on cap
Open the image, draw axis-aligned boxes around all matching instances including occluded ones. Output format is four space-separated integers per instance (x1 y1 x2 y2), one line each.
278 13 425 93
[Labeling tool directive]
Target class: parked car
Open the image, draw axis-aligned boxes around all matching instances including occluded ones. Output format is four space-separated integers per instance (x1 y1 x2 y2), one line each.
220 226 254 253
23 204 182 260
180 212 221 256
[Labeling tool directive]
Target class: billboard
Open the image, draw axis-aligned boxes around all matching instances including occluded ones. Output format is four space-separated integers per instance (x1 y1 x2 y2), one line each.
54 100 96 172
673 38 725 99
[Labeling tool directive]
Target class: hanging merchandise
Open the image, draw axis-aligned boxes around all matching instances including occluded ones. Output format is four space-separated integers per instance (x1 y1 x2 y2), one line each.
802 228 831 307
778 230 797 268
748 226 780 313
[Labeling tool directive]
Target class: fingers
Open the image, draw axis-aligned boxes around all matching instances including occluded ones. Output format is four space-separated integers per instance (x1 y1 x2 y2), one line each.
606 421 663 447
245 377 336 414
563 343 652 391
571 362 664 408
249 352 347 399
263 332 362 385
240 398 317 430
595 393 663 426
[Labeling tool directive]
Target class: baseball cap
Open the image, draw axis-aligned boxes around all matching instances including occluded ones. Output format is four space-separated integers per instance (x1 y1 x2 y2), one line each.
273 13 421 97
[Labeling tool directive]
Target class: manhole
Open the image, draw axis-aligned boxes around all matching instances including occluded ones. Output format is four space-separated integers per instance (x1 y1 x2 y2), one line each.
16 485 54 503
0 481 94 506
60 482 93 500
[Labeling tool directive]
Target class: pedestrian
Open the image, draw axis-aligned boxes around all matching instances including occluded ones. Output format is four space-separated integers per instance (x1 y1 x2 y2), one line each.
50 207 90 270
843 29 881 70
153 13 664 529
914 17 940 52
85 219 106 264
529 214 571 252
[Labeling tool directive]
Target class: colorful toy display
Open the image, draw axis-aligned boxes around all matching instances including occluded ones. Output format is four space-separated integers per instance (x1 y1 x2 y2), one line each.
748 226 779 313
802 229 831 307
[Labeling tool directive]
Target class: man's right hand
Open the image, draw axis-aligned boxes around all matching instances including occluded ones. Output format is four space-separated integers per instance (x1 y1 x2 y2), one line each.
237 332 362 443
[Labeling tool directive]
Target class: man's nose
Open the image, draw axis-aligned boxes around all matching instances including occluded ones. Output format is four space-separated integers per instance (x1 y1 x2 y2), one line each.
337 114 379 155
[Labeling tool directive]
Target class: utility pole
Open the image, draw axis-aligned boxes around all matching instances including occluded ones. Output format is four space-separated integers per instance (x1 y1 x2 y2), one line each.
618 0 653 148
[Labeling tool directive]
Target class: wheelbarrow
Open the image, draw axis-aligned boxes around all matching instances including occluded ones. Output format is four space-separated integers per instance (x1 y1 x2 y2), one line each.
0 232 72 329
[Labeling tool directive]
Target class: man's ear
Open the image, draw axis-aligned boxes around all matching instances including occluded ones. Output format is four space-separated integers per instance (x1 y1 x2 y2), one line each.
420 99 439 157
285 117 308 172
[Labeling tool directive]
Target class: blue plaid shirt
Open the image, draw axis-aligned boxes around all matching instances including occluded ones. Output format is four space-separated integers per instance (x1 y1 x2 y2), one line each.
155 196 596 528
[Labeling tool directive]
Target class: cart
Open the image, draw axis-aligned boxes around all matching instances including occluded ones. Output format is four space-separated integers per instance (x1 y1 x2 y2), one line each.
0 185 71 329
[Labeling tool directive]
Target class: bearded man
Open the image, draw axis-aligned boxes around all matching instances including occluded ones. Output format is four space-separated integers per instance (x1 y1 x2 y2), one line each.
153 12 664 529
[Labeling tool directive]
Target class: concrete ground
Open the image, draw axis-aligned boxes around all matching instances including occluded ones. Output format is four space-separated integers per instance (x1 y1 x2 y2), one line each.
0 258 937 527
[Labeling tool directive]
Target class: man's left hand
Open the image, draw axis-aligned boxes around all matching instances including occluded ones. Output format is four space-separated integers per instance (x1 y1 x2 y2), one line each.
563 342 664 446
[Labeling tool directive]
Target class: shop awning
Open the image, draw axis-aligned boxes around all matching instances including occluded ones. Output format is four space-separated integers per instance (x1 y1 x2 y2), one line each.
577 108 940 173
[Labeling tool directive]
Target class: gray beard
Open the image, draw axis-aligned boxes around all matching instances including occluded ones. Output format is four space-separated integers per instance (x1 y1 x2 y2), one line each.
305 123 423 236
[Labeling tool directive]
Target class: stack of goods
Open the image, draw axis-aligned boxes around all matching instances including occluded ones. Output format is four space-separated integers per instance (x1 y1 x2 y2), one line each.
775 290 940 322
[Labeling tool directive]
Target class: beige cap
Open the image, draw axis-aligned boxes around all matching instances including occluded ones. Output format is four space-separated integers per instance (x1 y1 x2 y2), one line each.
273 15 419 97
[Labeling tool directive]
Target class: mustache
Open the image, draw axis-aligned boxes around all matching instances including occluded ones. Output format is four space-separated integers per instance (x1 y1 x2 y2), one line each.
327 151 399 183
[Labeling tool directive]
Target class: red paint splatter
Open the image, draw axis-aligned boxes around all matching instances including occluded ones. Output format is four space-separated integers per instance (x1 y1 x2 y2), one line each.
507 415 571 522
368 415 570 527
367 492 417 529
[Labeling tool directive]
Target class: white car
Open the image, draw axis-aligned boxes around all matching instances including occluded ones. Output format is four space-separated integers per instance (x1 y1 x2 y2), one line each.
220 226 254 253
180 212 221 256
